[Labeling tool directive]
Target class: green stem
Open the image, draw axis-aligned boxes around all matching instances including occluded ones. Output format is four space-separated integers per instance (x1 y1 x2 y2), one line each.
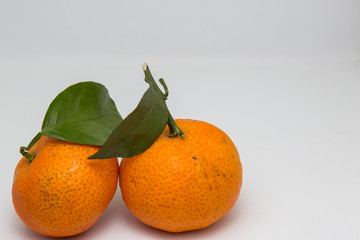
167 115 185 138
143 63 165 97
20 147 35 163
159 78 168 100
142 63 185 138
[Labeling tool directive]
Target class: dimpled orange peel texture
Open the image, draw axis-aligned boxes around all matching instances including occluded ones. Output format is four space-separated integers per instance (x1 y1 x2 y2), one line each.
12 136 119 237
120 119 242 232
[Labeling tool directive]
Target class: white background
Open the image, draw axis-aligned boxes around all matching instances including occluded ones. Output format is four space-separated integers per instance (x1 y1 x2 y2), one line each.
1 1 360 239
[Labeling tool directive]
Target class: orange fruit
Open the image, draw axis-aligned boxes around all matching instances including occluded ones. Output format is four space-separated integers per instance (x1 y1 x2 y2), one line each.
119 119 242 232
12 136 119 237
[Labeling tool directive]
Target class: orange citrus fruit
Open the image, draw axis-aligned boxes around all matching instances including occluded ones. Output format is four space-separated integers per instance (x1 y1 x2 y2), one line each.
12 136 119 237
119 119 242 232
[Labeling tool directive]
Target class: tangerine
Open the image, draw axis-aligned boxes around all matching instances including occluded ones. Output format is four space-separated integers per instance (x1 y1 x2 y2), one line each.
12 136 119 237
119 119 242 232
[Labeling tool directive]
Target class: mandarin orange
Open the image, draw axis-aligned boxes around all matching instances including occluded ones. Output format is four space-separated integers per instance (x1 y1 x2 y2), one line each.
119 119 242 232
12 136 119 237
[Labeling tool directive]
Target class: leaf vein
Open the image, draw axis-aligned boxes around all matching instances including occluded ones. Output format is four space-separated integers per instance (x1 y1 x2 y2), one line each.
42 112 120 133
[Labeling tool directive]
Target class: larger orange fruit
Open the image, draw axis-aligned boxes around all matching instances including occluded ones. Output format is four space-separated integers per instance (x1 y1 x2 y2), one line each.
120 119 242 232
12 136 119 237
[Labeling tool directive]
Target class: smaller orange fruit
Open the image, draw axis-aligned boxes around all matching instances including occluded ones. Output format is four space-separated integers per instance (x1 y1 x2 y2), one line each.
12 136 119 237
120 119 242 232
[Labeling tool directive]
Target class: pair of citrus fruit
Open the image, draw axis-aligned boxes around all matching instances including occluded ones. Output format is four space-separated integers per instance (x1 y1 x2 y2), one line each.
12 119 242 237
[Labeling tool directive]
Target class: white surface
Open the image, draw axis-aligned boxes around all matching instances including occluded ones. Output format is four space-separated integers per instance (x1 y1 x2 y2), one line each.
1 0 360 239
1 0 360 59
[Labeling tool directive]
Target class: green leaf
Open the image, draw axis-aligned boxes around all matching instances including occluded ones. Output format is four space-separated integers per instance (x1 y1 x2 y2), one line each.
89 81 169 159
41 81 122 146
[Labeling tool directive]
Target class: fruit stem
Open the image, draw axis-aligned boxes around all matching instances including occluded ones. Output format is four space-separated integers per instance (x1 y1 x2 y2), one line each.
142 63 185 138
167 115 185 138
20 146 35 163
143 63 165 98
159 78 169 100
